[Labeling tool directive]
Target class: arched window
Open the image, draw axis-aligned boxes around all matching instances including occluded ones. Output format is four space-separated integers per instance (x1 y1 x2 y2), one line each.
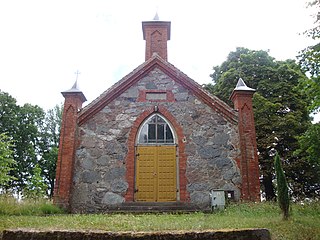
138 114 175 144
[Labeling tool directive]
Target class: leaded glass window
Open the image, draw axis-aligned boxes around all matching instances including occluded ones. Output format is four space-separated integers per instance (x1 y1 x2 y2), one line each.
138 114 175 144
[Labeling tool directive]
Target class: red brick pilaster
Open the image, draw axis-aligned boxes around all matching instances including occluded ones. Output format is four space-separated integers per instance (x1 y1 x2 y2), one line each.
230 81 260 202
53 88 86 210
124 105 189 202
142 21 171 61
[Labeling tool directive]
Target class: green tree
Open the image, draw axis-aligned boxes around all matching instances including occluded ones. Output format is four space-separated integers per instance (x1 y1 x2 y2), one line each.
274 153 290 220
23 164 47 200
298 1 320 112
0 91 47 193
205 48 313 200
38 105 62 198
294 123 320 197
297 123 320 164
0 91 19 192
0 133 16 190
0 91 19 145
0 91 63 197
295 1 320 198
12 103 46 193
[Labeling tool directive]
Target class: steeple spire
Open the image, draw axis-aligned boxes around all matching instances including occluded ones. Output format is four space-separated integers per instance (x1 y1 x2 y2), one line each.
153 12 159 21
62 74 87 103
234 78 255 92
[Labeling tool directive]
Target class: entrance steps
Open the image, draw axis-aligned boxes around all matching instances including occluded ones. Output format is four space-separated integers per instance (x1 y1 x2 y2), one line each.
99 202 210 213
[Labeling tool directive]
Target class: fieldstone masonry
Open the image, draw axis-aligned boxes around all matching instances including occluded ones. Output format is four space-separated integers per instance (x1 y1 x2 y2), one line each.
54 18 260 212
70 68 241 212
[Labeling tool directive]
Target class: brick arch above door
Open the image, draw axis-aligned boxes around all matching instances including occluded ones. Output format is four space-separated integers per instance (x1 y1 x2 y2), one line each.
124 105 189 202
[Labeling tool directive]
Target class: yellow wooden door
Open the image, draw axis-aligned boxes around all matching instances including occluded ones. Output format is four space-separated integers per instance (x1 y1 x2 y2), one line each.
136 146 176 202
135 146 157 202
157 146 177 202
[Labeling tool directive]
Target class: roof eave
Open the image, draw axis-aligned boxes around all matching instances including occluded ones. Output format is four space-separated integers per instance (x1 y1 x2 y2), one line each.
79 56 238 125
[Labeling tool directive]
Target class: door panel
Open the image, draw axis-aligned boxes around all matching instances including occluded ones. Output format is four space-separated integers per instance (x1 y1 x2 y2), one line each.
136 146 157 202
157 146 176 202
136 146 176 202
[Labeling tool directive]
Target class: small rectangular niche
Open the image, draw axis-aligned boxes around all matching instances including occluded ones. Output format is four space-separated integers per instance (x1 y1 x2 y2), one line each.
137 90 175 102
226 190 235 202
146 92 167 100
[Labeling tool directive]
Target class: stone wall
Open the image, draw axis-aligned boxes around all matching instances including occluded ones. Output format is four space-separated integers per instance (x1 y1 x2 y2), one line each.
70 68 241 212
2 229 271 240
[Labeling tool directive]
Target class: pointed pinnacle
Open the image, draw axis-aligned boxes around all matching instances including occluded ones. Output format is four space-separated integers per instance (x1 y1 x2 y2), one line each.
234 78 255 91
153 12 159 20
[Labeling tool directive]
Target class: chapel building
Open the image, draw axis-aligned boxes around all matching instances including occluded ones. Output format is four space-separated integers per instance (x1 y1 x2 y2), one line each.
53 17 260 212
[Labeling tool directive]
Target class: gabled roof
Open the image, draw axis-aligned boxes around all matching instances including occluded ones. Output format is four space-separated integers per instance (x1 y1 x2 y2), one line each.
78 54 238 125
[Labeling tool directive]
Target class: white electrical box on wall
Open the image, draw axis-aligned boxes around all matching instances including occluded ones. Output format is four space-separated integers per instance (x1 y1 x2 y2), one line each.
209 190 226 211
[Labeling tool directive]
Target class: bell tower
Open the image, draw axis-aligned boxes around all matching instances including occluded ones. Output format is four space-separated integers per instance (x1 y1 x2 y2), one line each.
142 14 171 61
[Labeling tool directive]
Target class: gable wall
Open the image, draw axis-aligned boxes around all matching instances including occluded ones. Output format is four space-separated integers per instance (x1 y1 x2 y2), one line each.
70 68 241 213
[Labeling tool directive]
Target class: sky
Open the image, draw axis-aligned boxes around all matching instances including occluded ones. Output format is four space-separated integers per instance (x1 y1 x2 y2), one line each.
0 0 317 120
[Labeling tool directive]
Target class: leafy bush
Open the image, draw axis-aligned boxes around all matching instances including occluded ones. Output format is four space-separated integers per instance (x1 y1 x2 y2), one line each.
39 202 64 215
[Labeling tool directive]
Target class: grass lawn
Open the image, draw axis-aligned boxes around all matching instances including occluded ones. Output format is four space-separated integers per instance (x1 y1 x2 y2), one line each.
0 199 319 240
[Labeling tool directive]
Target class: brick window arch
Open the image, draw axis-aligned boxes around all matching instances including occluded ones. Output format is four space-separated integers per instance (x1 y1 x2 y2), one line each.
137 113 176 145
124 106 189 202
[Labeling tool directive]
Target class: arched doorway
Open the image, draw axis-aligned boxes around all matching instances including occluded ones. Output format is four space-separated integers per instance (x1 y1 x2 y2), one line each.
135 113 178 202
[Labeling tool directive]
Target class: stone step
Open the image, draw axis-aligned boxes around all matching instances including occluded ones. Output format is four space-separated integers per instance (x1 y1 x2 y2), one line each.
2 229 272 240
98 202 210 213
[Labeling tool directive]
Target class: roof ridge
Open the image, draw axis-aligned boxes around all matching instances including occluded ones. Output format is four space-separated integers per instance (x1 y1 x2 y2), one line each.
160 60 237 118
80 55 160 114
79 56 237 124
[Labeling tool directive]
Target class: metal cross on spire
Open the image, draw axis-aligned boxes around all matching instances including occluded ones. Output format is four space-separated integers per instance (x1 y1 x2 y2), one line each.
74 70 81 81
